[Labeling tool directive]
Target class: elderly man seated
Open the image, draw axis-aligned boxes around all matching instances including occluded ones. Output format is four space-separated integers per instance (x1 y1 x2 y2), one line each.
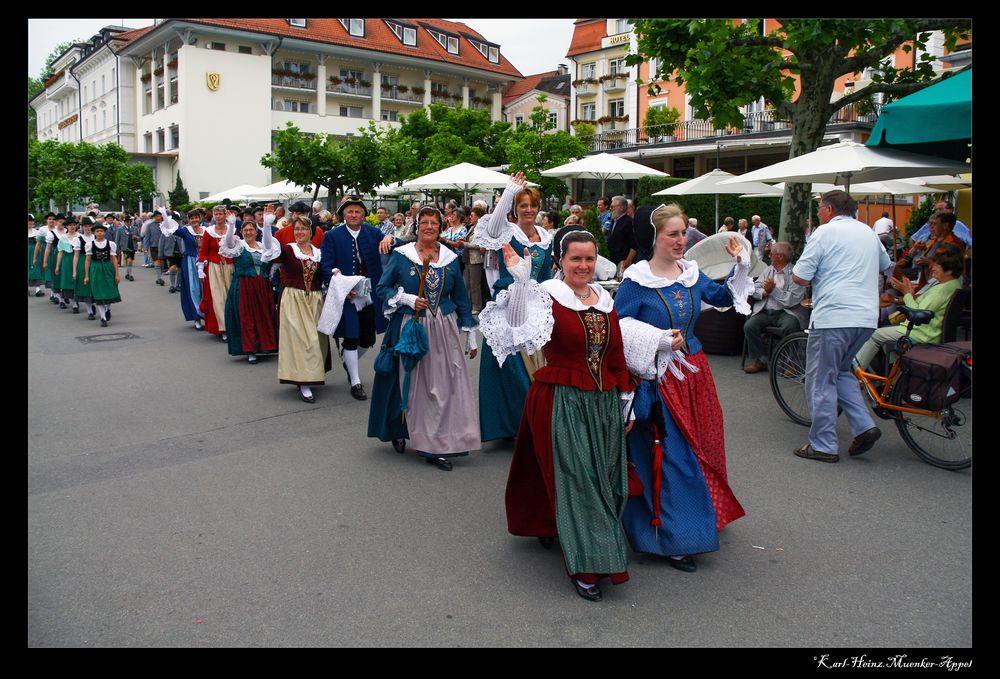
743 242 809 373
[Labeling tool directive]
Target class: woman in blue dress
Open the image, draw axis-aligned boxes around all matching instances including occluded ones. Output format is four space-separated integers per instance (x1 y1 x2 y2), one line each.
368 205 480 471
220 219 279 364
615 204 751 573
158 207 206 331
472 172 553 442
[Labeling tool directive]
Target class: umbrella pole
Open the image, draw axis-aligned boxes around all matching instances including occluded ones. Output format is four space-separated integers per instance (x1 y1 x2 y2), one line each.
891 194 898 261
715 193 719 233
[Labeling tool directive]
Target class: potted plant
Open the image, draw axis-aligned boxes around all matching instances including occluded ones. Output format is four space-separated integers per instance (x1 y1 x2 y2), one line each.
412 86 425 96
329 76 342 85
643 106 680 142
302 72 316 81
359 79 372 88
344 77 357 86
396 84 409 93
140 73 152 83
153 67 164 76
167 59 178 69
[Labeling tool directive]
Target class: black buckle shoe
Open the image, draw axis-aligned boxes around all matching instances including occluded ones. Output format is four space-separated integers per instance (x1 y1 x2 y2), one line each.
299 391 316 404
59 302 66 309
424 456 452 471
391 438 406 454
100 319 108 327
350 384 367 401
72 307 80 314
169 286 177 293
666 555 698 573
87 313 95 320
573 580 602 602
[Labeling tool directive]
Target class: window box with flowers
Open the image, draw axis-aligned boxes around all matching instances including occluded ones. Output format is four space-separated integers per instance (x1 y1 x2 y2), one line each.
153 67 164 76
167 59 178 69
302 72 317 81
359 79 372 88
140 73 153 84
412 86 426 96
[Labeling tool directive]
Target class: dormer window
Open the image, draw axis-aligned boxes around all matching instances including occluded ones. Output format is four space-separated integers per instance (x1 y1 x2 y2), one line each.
288 19 307 28
427 28 459 55
466 35 499 63
338 19 365 37
386 20 417 47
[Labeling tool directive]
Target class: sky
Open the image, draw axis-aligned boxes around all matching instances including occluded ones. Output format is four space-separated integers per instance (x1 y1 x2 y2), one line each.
28 18 577 78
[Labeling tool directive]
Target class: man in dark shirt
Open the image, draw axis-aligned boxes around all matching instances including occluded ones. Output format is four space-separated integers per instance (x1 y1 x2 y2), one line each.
605 195 636 275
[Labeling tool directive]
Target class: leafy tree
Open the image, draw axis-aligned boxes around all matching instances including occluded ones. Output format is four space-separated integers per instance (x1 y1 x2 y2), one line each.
168 172 190 207
503 95 589 201
627 19 971 251
261 122 351 203
396 104 511 174
29 139 154 212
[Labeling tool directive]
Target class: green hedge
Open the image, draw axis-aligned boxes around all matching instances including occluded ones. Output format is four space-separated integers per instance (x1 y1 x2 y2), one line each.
636 176 784 237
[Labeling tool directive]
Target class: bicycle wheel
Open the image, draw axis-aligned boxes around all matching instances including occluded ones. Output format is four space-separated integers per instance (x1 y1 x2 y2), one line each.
892 362 972 470
770 332 811 426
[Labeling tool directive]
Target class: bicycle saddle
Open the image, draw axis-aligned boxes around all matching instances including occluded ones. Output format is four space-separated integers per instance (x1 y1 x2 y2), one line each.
897 305 934 326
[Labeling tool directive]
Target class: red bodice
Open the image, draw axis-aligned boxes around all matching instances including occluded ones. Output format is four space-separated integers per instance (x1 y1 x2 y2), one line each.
532 300 633 392
198 231 232 265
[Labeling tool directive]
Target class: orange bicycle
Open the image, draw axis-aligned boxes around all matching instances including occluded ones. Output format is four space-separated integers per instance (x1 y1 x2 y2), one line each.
770 306 972 470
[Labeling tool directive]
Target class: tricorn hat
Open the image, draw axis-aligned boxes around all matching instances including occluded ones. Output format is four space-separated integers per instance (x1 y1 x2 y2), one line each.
337 195 369 220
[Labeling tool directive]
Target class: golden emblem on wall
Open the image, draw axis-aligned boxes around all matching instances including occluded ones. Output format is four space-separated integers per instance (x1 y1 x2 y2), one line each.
207 73 221 91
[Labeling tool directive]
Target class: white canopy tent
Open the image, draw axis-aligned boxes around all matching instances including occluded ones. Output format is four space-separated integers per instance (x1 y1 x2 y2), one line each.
541 153 669 198
402 162 538 204
200 184 262 204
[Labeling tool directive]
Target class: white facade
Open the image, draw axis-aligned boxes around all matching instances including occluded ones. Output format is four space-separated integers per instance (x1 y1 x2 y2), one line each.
118 20 517 201
567 19 639 134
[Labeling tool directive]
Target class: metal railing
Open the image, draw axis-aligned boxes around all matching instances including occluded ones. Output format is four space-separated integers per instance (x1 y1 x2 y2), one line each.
326 83 373 97
272 75 317 90
581 103 884 152
379 87 423 103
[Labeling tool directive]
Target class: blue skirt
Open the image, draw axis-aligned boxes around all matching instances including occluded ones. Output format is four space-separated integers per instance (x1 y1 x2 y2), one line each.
478 337 532 442
178 255 203 322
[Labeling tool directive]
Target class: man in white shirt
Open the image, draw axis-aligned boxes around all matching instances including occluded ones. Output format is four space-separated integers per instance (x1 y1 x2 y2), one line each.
872 211 894 249
751 215 774 263
791 190 892 463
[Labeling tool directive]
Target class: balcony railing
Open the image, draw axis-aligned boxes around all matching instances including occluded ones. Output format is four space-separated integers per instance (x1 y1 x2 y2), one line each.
379 87 423 103
582 103 884 152
431 94 460 106
272 75 317 90
576 82 597 96
326 83 373 97
602 76 627 92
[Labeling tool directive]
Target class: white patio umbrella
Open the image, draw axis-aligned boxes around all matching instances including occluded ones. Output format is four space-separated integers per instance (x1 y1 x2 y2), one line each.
717 141 969 191
201 184 262 203
652 168 779 231
243 180 330 202
895 174 972 191
402 162 537 204
847 180 939 259
541 152 668 198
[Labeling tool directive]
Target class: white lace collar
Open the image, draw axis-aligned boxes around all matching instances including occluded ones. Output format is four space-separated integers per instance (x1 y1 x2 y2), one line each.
185 224 205 237
204 226 226 239
622 258 700 289
289 242 321 262
510 222 553 249
541 279 614 312
396 241 458 268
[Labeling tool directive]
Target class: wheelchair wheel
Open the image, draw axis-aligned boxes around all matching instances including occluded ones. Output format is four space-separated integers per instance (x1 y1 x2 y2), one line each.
770 332 811 426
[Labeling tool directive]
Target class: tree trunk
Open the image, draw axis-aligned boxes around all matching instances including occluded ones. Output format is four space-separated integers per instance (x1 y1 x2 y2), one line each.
780 55 840 255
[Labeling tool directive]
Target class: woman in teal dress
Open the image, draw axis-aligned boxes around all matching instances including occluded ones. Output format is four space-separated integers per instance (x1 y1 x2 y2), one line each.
471 171 553 442
85 221 121 327
220 219 279 364
368 205 480 471
54 217 80 310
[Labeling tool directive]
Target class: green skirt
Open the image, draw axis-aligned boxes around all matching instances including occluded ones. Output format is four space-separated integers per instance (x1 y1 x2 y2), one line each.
58 253 76 297
28 241 45 285
551 385 630 576
89 260 121 304
74 250 93 302
45 244 58 287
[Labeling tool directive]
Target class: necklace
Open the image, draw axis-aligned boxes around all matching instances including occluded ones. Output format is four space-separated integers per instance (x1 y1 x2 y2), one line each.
573 286 592 301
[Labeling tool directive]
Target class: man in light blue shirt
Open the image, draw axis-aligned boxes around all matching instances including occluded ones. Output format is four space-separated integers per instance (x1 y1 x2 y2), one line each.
791 190 893 463
909 199 971 247
597 196 612 234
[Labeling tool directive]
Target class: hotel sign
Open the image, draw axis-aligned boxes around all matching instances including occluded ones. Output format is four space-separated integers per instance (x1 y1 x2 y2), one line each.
58 114 78 130
601 32 632 49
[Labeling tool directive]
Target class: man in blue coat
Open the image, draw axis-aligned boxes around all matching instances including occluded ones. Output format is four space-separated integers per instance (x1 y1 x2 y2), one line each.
320 195 396 400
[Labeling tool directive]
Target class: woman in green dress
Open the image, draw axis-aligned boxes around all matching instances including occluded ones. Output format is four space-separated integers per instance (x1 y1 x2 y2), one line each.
84 221 121 327
73 218 97 319
54 217 80 310
28 214 46 296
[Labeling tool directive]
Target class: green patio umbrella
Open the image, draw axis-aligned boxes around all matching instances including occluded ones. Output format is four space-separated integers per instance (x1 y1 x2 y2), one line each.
866 68 971 163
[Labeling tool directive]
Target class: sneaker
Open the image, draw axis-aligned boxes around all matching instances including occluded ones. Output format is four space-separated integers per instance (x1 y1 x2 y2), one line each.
848 427 881 457
794 443 838 463
743 359 767 374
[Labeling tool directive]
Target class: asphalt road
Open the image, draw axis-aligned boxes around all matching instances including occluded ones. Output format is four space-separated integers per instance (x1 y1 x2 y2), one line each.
27 266 972 648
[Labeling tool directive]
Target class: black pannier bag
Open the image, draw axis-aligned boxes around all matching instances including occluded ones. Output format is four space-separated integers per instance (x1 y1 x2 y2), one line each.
896 341 971 411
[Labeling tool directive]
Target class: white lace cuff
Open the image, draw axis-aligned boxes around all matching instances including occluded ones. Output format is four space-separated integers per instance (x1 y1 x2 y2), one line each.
479 280 554 367
385 286 418 318
508 252 532 282
462 327 477 353
471 218 513 251
726 257 754 316
621 391 635 423
619 317 699 382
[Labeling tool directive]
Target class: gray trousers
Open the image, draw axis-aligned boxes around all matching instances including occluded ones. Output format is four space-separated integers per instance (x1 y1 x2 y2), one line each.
744 309 801 362
806 327 876 454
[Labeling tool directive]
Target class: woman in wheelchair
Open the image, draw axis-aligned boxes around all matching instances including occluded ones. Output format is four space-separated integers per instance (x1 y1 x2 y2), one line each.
856 246 965 371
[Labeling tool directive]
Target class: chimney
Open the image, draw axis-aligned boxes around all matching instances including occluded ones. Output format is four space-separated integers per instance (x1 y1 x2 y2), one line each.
557 63 568 76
